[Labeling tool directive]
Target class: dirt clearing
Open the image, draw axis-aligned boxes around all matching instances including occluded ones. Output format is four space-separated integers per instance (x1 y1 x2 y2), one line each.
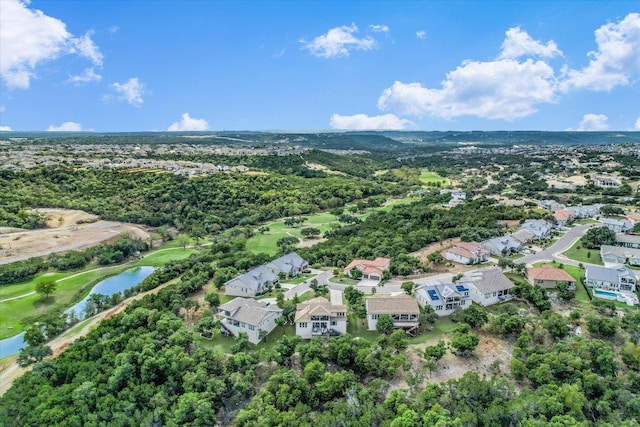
0 209 150 265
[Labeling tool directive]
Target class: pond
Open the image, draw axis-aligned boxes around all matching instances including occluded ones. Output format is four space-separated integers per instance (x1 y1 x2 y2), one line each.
0 266 155 358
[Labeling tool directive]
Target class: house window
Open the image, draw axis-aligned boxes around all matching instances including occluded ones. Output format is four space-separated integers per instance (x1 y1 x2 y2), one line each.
436 305 443 310
371 314 379 320
331 321 337 326
248 325 255 331
299 322 308 328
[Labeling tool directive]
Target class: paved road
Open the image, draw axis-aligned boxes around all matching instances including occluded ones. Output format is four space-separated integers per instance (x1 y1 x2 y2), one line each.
515 224 594 266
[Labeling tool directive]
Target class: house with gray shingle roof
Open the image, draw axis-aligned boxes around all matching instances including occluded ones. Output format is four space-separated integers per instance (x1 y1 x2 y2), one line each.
585 265 637 292
267 252 308 278
217 297 283 344
481 235 523 256
224 265 278 297
520 219 553 241
616 233 640 249
600 245 640 267
603 218 633 233
567 204 602 219
463 267 515 306
365 294 420 335
415 282 472 316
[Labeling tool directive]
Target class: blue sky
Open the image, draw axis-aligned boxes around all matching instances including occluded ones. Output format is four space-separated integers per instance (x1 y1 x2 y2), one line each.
0 0 639 132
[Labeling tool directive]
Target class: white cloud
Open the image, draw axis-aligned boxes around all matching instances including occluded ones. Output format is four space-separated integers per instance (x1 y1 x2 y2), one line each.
0 0 103 89
330 113 413 130
379 58 558 121
570 114 610 131
47 121 84 131
0 126 12 131
562 13 640 91
634 117 640 130
301 24 377 58
109 26 119 34
499 27 562 59
168 113 209 131
67 67 102 85
370 24 390 33
416 30 426 40
110 77 145 106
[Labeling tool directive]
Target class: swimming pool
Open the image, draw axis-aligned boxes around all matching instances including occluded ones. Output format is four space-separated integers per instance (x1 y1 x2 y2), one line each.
594 290 618 298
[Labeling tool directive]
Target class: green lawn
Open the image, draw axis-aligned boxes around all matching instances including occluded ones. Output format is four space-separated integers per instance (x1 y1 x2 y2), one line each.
346 312 379 341
419 169 449 186
328 277 359 286
408 317 458 344
281 273 315 285
133 248 197 266
561 238 603 265
574 219 600 224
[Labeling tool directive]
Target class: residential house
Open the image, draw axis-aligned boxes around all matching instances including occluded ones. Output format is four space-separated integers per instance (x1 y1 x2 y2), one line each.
616 233 640 249
344 257 391 282
567 204 602 219
267 252 309 278
217 298 283 344
603 218 633 233
415 282 472 316
553 209 574 227
585 265 637 292
482 235 523 256
527 265 576 289
600 245 640 267
592 175 620 188
440 189 466 207
539 200 566 212
224 265 278 297
445 242 489 265
520 219 553 241
365 294 420 335
510 228 536 245
294 296 347 338
464 267 515 306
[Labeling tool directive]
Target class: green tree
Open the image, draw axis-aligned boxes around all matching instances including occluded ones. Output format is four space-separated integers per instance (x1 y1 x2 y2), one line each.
349 267 363 280
582 226 616 249
401 281 415 295
205 292 220 309
461 303 488 328
17 344 52 367
376 314 395 334
300 227 321 238
35 277 57 299
177 233 190 249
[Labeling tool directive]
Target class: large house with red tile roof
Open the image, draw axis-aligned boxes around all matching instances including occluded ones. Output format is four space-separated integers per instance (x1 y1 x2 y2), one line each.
527 265 576 289
445 242 489 265
344 257 391 281
553 209 574 227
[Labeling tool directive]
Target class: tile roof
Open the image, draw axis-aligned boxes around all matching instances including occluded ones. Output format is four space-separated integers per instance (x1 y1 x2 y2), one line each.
365 294 419 315
554 209 574 221
219 297 283 326
527 265 575 282
447 242 488 259
345 257 391 271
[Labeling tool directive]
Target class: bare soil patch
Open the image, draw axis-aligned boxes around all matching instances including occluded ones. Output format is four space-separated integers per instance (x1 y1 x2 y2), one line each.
410 238 486 275
408 332 515 384
0 209 150 265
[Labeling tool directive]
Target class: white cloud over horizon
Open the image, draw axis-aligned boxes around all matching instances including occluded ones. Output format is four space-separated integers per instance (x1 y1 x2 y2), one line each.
330 113 413 130
634 117 640 130
562 13 640 91
0 126 12 131
110 77 145 106
0 0 103 89
301 24 377 58
569 114 610 131
377 27 560 121
168 113 209 131
47 121 84 131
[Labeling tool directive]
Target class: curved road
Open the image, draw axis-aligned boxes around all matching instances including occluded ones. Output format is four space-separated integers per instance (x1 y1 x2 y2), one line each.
515 223 596 267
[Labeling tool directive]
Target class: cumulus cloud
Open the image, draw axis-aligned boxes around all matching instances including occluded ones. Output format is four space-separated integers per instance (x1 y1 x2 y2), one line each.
634 117 640 130
110 77 145 106
301 24 376 58
562 13 640 91
68 67 102 85
0 0 103 89
416 30 426 40
570 114 610 131
370 24 390 33
47 121 84 131
499 27 562 59
379 58 558 121
330 113 413 130
168 113 209 131
0 126 12 131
